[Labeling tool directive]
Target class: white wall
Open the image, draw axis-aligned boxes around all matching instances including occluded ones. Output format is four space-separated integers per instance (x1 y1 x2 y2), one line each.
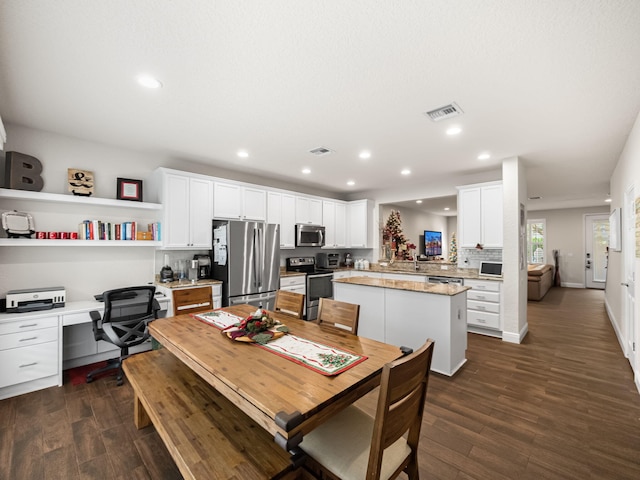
529 206 610 287
607 109 640 390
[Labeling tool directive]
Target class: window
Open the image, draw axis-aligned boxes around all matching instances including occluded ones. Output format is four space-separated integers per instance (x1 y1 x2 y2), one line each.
527 219 546 264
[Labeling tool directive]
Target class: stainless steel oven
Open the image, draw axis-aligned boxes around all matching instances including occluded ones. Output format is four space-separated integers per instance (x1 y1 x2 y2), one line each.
286 257 333 321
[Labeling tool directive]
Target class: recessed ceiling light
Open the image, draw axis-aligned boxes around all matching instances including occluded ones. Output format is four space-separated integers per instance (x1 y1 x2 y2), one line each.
347 180 355 186
237 150 249 158
302 168 311 174
446 126 462 136
605 198 612 203
444 207 450 211
137 75 162 89
477 153 490 160
401 169 411 175
359 151 371 159
416 200 423 204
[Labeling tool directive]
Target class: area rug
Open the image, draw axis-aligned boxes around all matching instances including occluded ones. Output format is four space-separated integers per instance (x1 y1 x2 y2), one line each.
65 361 112 385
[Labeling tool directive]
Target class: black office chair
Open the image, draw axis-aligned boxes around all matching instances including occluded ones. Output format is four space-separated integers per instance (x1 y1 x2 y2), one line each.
86 286 160 386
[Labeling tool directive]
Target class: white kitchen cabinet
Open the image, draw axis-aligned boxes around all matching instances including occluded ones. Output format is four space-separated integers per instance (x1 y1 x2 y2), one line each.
295 196 323 225
322 200 347 248
347 199 374 248
153 170 213 249
267 191 296 248
280 275 306 295
457 182 503 248
214 182 267 221
0 315 60 399
212 284 222 309
465 278 502 335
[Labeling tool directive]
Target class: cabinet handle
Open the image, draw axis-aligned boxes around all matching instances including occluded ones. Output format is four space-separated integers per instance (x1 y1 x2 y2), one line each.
19 362 38 368
477 295 486 300
477 306 486 310
19 336 38 342
478 318 486 323
19 323 38 328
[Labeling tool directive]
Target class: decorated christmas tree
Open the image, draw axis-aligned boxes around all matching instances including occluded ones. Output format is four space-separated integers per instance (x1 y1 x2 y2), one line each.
448 232 457 263
382 210 415 260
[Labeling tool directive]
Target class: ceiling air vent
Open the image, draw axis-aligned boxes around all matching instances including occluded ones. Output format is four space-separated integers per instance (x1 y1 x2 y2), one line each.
424 102 463 122
309 146 334 156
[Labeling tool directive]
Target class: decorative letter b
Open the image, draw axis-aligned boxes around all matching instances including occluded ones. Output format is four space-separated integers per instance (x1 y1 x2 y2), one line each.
4 151 44 191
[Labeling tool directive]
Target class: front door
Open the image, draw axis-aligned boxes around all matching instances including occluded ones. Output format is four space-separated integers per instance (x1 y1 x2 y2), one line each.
584 214 609 289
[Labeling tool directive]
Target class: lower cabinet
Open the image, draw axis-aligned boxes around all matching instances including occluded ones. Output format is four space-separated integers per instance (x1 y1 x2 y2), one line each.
0 315 61 399
465 279 502 335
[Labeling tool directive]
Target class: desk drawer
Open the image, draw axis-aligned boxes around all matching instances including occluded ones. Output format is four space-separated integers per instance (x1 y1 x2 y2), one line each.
468 299 500 314
0 316 58 335
0 341 59 388
0 326 58 351
467 310 500 330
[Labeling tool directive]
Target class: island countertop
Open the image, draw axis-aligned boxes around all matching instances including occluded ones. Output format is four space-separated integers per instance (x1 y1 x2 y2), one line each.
334 275 471 296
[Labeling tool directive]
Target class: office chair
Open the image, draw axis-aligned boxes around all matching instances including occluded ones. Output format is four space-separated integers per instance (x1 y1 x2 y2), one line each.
86 286 160 386
301 339 435 480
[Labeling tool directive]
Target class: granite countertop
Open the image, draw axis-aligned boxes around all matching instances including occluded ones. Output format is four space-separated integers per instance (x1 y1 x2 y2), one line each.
280 269 306 277
334 276 471 296
367 263 503 281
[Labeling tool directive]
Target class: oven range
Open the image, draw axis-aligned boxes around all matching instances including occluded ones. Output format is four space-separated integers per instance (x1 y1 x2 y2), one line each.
285 257 333 321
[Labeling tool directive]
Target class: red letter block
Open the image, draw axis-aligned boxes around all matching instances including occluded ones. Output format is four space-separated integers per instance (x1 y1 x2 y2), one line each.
4 151 44 191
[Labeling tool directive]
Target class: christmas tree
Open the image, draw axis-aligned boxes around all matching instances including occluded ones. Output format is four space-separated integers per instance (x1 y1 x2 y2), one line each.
449 232 457 263
383 210 415 260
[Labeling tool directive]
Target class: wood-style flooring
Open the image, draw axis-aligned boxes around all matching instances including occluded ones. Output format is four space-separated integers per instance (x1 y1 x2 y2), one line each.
1 287 639 479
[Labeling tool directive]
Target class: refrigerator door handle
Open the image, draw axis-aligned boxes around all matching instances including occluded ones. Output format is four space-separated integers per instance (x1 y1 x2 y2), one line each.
253 228 259 288
257 227 263 288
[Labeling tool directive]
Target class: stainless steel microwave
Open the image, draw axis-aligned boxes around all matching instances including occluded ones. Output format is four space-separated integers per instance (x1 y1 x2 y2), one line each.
295 224 325 247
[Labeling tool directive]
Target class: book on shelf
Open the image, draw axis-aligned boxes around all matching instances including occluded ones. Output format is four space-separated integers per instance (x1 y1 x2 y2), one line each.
76 220 161 241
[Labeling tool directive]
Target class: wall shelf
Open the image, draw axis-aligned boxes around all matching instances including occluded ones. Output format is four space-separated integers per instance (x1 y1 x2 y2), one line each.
0 239 161 247
0 188 162 210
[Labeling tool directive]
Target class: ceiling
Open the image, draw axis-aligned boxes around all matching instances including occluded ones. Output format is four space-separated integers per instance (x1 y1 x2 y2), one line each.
1 1 640 212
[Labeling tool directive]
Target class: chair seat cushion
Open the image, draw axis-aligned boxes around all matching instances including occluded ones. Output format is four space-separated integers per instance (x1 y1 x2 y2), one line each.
300 405 411 480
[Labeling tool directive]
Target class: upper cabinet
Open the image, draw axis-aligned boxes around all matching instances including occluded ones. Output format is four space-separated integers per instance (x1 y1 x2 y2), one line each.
150 169 213 249
348 199 373 248
213 182 266 221
267 191 296 249
457 182 503 248
295 196 323 225
323 200 347 248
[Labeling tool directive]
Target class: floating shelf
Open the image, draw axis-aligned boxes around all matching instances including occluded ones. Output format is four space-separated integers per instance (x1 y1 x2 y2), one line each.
0 239 161 247
0 188 162 210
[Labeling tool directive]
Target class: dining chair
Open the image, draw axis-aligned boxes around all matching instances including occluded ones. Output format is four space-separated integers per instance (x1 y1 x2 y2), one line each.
87 286 160 386
274 289 305 319
172 286 213 315
300 339 435 480
316 297 360 334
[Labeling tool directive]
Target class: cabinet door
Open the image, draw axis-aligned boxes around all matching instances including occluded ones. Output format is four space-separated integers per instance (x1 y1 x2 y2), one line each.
481 184 503 247
243 187 267 221
348 201 369 247
189 178 214 248
322 201 336 247
309 199 323 225
281 194 296 248
267 191 282 225
164 174 191 248
213 182 242 219
296 197 323 224
458 187 481 247
334 202 347 247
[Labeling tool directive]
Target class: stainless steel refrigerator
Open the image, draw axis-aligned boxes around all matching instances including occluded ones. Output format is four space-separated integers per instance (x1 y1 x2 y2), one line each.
212 220 280 310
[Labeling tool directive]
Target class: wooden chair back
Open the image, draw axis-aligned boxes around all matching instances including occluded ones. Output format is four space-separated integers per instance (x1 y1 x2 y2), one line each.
367 339 435 478
317 298 360 334
172 286 213 315
274 290 305 319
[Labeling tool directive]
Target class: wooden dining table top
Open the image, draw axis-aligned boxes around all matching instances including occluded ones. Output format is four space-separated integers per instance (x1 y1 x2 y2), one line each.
148 304 403 450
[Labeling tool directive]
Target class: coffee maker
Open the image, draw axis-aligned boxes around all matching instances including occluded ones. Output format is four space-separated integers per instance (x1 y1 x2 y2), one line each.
193 254 211 279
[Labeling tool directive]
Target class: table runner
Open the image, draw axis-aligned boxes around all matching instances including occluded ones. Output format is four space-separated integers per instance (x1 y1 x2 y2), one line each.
193 310 367 376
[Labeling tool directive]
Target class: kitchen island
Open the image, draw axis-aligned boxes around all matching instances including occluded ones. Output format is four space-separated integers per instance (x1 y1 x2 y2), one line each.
333 276 470 376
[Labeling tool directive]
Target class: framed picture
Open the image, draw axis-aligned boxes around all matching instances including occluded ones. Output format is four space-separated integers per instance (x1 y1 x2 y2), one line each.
117 178 143 202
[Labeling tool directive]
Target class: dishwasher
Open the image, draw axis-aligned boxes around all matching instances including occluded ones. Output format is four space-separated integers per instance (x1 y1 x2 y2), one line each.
427 276 464 285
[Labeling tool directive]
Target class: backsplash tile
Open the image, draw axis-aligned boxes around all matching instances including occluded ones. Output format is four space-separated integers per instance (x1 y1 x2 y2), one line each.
459 248 502 269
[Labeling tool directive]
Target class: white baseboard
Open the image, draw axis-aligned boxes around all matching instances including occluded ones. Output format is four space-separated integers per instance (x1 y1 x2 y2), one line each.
561 282 584 288
604 296 626 355
502 323 528 344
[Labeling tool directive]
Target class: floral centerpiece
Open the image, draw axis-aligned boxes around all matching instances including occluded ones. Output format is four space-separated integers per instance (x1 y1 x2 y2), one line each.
225 308 289 344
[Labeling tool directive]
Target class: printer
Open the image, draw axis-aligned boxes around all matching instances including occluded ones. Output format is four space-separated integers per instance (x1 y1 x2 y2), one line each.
6 286 66 313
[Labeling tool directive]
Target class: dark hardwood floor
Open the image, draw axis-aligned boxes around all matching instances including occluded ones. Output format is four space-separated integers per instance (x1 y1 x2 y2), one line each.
1 287 639 479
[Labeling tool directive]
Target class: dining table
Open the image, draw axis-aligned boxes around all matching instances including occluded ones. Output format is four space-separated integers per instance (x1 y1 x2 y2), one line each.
148 304 404 451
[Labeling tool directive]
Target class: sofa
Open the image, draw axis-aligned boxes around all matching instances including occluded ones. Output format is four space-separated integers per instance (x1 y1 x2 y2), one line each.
528 264 554 301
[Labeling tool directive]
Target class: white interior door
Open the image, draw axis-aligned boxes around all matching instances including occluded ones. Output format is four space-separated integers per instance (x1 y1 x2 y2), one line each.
623 186 636 370
585 214 609 289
